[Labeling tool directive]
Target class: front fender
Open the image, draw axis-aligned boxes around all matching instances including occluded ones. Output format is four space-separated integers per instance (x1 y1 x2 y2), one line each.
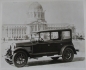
13 47 31 53
59 45 77 55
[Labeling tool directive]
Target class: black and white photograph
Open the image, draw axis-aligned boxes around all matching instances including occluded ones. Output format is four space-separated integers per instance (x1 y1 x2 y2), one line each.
0 0 86 69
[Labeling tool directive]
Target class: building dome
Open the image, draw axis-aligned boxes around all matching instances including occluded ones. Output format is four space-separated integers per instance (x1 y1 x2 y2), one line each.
28 2 45 23
29 2 43 12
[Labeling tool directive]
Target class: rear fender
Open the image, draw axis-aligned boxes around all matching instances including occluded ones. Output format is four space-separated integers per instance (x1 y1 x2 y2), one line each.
59 45 77 55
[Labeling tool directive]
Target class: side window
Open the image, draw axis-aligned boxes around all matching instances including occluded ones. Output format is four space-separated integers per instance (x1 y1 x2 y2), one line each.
51 32 59 39
40 32 50 41
62 31 71 39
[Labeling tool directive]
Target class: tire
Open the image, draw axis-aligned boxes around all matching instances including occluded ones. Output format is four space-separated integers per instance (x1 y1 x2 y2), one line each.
62 48 74 62
12 51 28 67
51 57 59 60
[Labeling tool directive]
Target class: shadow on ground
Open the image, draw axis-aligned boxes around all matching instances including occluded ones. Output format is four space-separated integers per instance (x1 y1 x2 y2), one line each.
25 57 85 67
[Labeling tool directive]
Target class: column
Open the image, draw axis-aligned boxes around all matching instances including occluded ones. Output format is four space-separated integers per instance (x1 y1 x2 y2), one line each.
17 27 18 39
13 27 14 39
37 24 38 31
7 27 9 39
16 27 17 38
20 27 21 39
10 27 12 39
33 25 35 32
18 27 19 39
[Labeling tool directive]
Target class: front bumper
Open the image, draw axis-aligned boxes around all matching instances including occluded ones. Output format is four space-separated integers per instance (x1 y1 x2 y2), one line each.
5 55 13 64
5 55 12 60
5 48 13 64
75 49 79 52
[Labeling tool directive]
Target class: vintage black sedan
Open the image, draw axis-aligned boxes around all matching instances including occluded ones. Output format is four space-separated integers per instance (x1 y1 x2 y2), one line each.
5 29 79 67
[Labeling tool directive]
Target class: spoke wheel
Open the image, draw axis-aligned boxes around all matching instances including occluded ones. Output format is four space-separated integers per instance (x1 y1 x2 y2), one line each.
62 48 74 62
12 51 28 67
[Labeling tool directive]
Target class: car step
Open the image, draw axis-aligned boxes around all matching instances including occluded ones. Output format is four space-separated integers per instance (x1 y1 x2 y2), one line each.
48 55 62 57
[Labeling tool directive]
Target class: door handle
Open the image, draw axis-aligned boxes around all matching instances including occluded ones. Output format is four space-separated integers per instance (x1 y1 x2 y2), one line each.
48 44 50 46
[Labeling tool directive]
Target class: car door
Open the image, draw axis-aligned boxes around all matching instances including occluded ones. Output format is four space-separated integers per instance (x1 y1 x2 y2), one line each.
48 31 62 52
48 40 62 52
32 41 48 53
32 32 51 54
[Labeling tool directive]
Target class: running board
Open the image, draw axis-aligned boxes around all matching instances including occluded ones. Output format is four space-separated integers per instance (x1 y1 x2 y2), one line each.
48 55 62 57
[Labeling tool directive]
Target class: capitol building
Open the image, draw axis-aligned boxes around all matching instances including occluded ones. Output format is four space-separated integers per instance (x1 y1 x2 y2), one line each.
2 2 76 40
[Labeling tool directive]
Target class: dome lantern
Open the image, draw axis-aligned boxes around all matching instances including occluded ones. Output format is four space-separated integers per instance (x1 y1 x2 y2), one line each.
29 2 43 12
28 2 45 23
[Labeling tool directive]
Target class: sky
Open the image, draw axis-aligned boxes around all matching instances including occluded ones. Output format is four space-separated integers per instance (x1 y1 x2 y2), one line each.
2 1 84 34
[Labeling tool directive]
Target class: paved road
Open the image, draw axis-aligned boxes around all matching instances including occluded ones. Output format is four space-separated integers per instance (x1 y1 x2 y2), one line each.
1 52 85 69
1 40 85 69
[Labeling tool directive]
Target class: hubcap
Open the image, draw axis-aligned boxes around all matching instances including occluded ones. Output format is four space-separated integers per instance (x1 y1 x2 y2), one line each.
64 50 72 59
15 53 26 65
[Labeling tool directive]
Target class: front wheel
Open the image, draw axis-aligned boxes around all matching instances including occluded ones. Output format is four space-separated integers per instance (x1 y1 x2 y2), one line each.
62 48 74 62
12 51 28 67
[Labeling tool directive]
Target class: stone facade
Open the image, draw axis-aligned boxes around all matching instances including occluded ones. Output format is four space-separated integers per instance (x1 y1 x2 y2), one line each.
2 2 76 41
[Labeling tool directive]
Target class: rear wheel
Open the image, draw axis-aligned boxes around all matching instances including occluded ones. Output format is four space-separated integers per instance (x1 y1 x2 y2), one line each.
12 51 28 67
62 48 74 62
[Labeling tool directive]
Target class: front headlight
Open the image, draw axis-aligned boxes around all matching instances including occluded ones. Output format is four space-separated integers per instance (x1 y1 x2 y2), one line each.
10 43 16 51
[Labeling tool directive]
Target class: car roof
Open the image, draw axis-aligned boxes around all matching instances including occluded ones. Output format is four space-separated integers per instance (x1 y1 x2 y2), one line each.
33 29 72 33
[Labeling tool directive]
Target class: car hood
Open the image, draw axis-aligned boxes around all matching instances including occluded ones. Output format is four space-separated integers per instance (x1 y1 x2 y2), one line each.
16 41 32 47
